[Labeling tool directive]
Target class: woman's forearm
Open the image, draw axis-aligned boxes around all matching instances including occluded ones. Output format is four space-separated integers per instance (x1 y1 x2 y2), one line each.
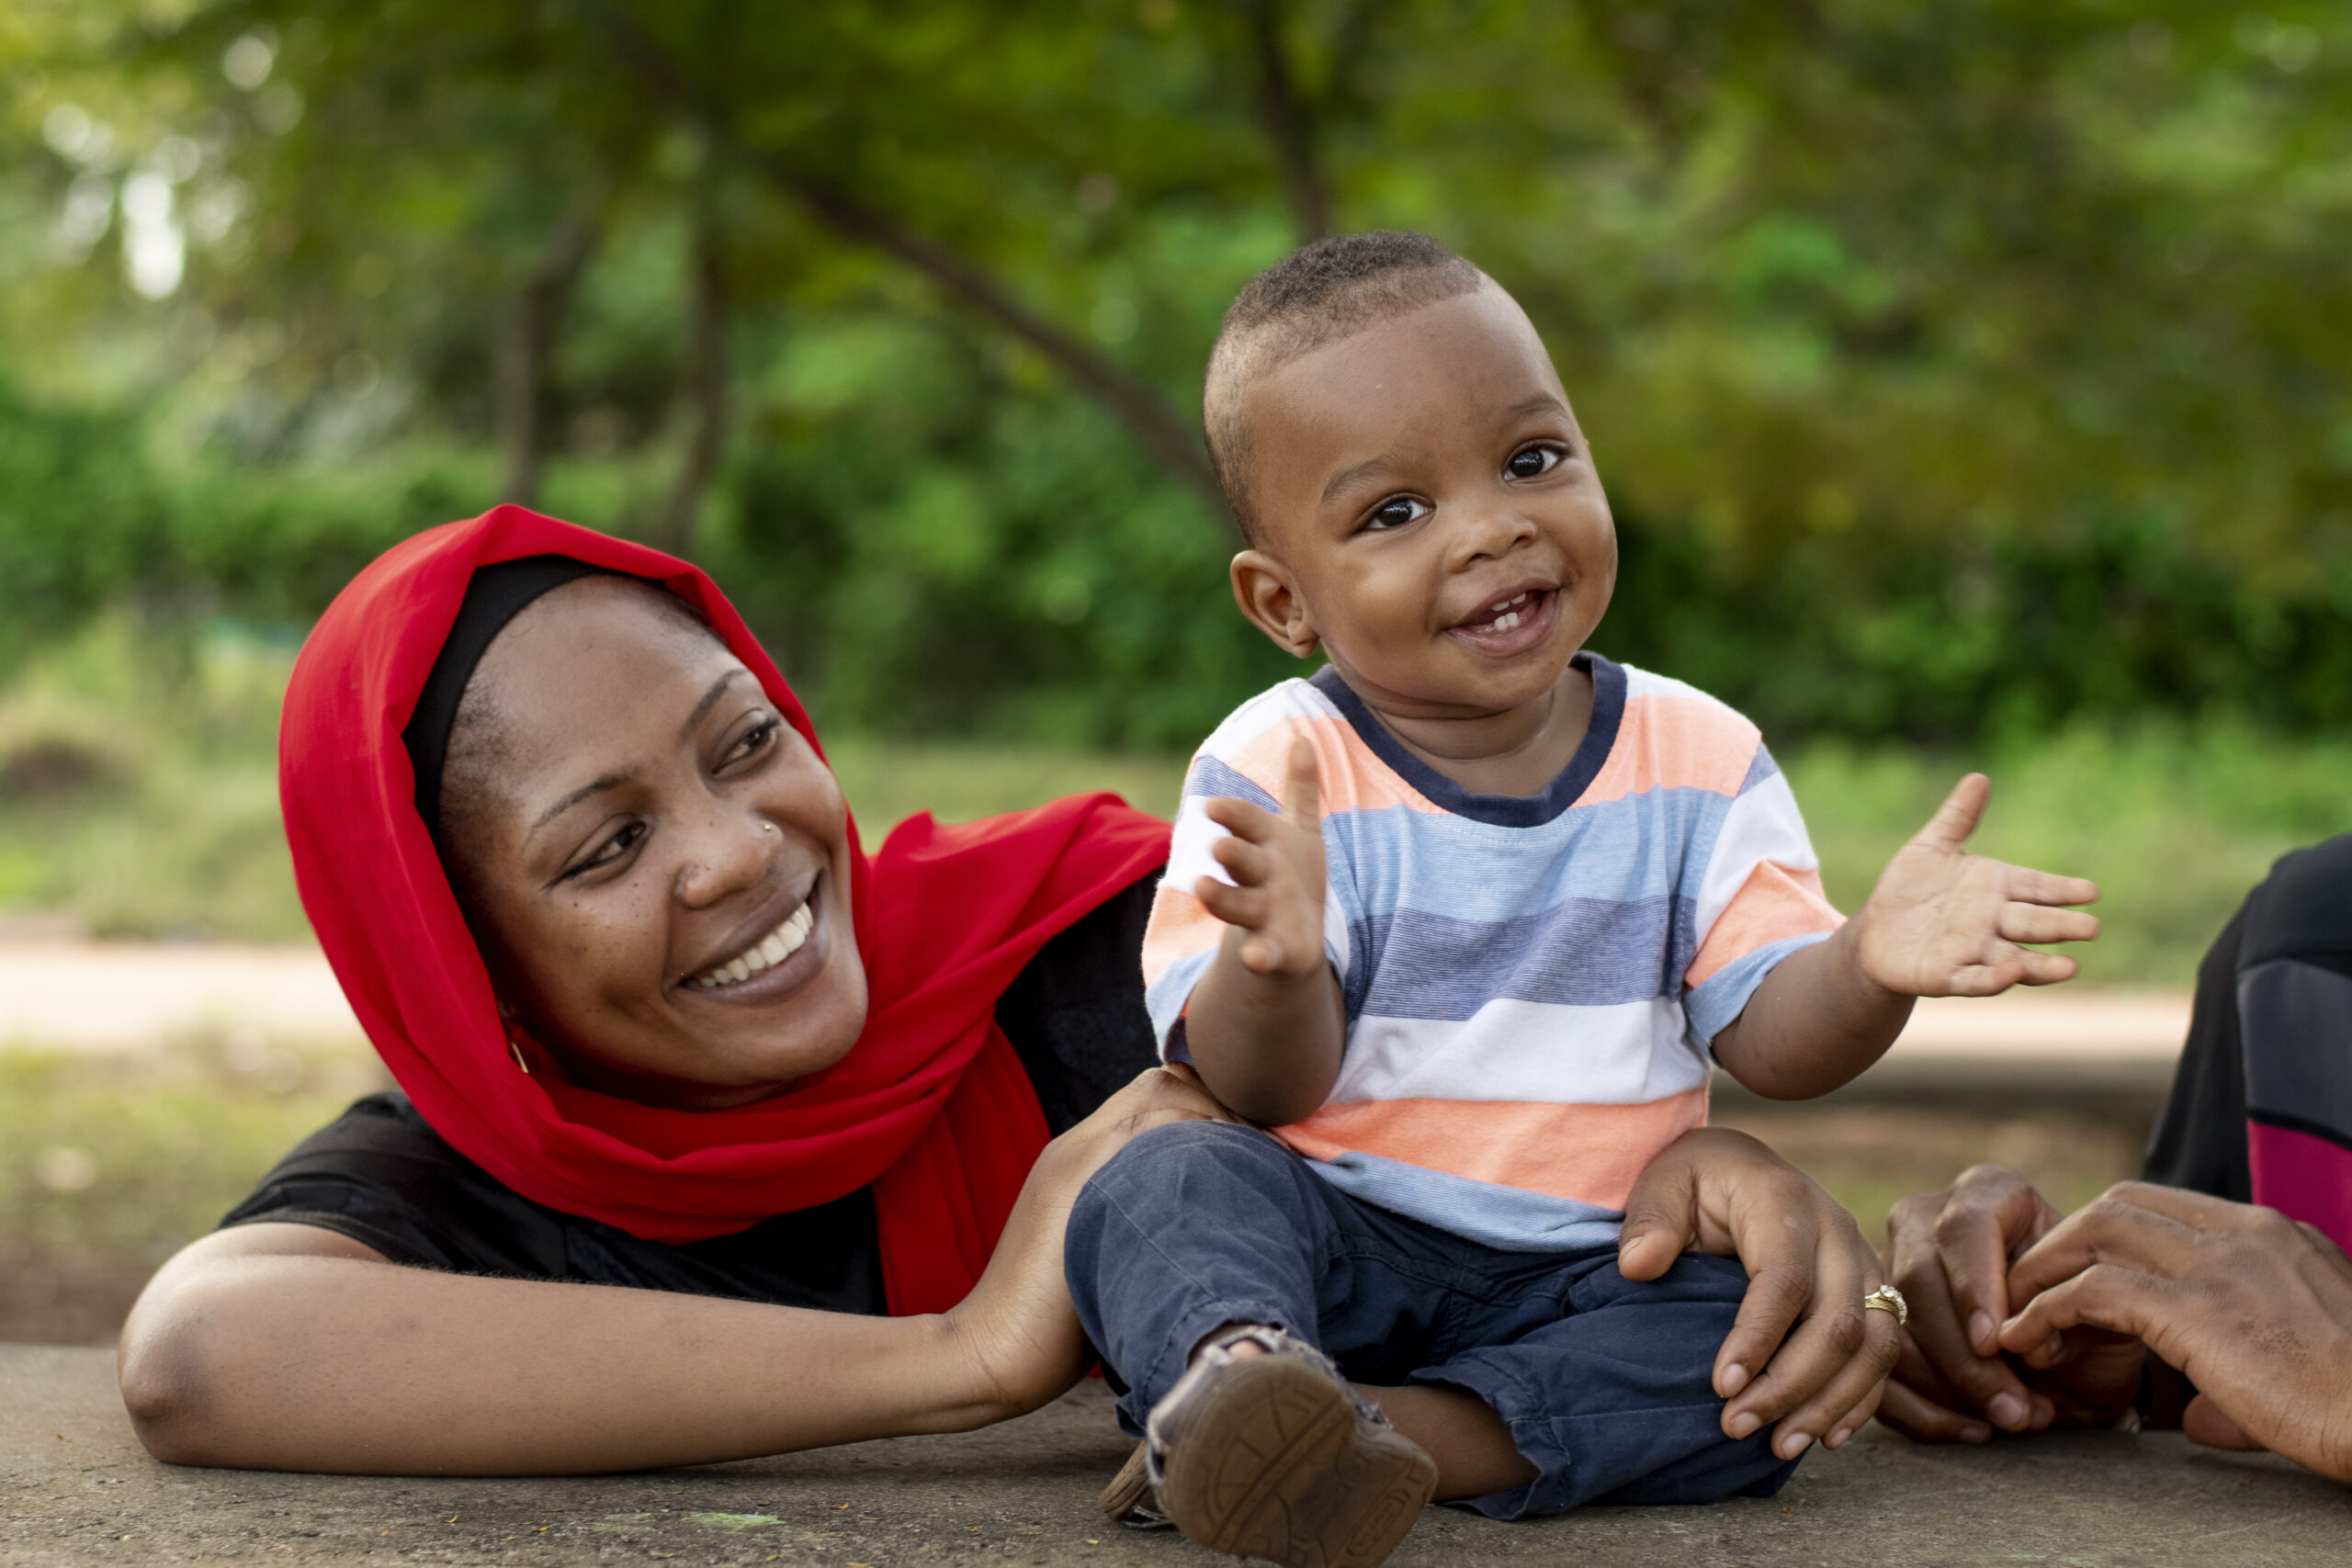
119 1224 1012 1474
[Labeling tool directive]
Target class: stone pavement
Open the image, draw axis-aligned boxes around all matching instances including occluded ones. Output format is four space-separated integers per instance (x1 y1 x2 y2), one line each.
6 1344 2347 1568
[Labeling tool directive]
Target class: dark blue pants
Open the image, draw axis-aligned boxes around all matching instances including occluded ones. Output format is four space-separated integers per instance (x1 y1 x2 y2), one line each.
1066 1121 1800 1519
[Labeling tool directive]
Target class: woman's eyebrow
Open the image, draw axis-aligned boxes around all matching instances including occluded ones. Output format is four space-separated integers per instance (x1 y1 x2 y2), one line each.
680 670 748 740
532 773 630 834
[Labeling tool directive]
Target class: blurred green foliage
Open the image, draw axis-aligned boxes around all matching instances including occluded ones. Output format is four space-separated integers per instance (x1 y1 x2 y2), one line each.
5 617 2346 983
2 2 2350 747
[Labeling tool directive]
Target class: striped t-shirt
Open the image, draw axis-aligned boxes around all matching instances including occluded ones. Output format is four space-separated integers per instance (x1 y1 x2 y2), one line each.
1142 654 1842 1251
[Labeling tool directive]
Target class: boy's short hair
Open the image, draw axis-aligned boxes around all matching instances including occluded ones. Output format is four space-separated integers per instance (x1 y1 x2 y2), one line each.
1204 231 1487 545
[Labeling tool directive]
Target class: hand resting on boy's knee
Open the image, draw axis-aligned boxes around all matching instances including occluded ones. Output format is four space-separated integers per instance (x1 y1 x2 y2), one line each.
1619 1126 1902 1458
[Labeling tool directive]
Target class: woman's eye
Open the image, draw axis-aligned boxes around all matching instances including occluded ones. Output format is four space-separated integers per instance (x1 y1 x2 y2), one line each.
720 716 780 768
565 822 644 880
1507 445 1565 479
1363 496 1430 532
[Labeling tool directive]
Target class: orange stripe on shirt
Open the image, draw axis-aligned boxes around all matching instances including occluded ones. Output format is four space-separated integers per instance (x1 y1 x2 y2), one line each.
1577 695 1758 807
1273 1088 1709 1212
1684 861 1844 988
1224 715 1443 817
1141 883 1226 987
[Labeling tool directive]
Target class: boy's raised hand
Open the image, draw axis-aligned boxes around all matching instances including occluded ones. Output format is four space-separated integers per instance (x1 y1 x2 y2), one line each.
1854 773 2100 998
1195 737 1328 978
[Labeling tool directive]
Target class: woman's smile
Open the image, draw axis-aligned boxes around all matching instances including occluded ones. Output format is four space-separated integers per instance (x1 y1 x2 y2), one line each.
677 873 830 1002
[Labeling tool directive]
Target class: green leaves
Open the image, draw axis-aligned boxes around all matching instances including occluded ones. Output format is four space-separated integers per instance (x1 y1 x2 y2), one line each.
5 1 2352 743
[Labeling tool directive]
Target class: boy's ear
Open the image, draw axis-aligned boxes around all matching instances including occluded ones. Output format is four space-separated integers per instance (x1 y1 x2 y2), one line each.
1230 551 1319 659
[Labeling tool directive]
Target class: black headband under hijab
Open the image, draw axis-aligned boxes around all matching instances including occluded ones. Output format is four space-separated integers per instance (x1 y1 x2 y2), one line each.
403 554 614 838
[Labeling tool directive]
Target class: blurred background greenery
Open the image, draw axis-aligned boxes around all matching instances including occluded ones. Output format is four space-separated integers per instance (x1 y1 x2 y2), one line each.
5 1 2352 1338
0 0 2346 959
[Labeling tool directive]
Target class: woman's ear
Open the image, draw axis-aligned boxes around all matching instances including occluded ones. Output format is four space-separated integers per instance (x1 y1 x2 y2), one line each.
1230 551 1319 659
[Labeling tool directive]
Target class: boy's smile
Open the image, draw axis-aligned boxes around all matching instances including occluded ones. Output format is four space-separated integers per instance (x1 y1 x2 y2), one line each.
1227 284 1618 794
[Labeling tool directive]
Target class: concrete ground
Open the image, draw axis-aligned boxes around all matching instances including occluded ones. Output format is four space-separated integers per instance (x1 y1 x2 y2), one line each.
6 1344 2347 1568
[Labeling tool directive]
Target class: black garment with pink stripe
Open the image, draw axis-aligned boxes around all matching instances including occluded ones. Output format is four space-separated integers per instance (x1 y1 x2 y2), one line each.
2143 832 2352 1250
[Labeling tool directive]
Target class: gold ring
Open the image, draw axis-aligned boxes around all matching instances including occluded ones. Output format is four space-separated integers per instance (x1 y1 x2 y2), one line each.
1862 1284 1908 1327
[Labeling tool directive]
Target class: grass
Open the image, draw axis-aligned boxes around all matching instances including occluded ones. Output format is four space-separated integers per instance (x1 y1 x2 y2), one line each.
4 615 2351 984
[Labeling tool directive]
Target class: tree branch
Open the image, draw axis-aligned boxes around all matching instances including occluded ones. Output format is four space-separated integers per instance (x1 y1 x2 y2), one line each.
590 2 1233 531
1247 0 1332 242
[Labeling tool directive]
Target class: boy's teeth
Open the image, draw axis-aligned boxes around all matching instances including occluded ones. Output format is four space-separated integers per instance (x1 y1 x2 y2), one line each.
688 899 813 989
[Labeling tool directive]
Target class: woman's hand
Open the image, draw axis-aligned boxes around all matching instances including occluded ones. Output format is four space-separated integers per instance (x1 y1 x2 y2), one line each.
1877 1164 2144 1443
944 1065 1239 1418
1996 1181 2352 1482
1618 1126 1901 1460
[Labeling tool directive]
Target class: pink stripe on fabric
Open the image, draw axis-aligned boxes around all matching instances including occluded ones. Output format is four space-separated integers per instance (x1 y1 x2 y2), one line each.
1273 1086 1709 1212
1576 694 1759 808
1225 715 1444 817
2248 1121 2352 1255
1141 883 1224 987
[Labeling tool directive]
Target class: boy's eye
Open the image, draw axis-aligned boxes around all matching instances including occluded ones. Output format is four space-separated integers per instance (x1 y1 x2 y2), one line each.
1363 496 1430 532
1506 445 1565 479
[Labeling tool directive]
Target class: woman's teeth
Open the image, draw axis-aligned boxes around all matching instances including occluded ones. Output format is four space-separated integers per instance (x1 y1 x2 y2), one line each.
685 900 814 990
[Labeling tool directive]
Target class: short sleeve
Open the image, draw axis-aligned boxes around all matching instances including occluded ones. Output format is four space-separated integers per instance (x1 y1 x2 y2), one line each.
1680 746 1843 1045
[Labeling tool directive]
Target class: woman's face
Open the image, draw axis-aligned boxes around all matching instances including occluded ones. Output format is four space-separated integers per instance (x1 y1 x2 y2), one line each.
445 577 867 1110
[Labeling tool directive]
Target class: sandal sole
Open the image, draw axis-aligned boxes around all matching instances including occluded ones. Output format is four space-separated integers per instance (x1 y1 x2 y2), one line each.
1157 1356 1437 1568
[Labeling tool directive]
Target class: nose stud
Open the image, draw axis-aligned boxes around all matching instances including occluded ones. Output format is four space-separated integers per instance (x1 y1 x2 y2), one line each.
762 822 777 834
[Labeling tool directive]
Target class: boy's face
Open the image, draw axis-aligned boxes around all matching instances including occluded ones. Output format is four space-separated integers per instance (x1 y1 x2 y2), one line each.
1231 285 1616 721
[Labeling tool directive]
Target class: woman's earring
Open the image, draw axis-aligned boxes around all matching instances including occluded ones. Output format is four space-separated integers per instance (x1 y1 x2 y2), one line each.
496 1004 531 1075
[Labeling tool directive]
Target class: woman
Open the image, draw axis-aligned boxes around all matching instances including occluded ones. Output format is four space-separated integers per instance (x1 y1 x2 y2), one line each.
119 507 1895 1475
1880 835 2352 1483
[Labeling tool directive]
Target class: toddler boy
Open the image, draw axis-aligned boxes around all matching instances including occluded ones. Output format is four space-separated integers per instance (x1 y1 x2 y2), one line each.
1065 232 2098 1568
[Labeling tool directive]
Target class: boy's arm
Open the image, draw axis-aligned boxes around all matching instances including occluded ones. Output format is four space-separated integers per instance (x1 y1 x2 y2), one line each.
1182 738 1346 1126
1714 773 2100 1100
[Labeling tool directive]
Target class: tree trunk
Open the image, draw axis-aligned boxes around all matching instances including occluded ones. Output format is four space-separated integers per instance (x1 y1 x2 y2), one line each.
498 198 604 508
1247 0 1332 242
594 3 1235 536
650 194 728 557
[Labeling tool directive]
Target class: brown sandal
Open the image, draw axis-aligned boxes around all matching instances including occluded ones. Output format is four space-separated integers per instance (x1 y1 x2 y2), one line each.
1132 1325 1436 1568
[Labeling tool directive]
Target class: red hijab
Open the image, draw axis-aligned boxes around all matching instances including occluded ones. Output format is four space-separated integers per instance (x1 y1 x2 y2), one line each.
280 507 1169 1314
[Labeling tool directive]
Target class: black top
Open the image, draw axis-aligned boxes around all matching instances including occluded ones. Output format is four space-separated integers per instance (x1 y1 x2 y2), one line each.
220 874 1161 1316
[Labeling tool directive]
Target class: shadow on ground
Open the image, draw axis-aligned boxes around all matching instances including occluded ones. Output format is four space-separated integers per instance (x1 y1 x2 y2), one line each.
6 1343 2348 1567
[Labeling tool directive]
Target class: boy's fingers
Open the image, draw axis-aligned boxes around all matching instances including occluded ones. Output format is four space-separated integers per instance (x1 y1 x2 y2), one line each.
1193 876 1264 930
1997 904 2099 945
2010 951 2081 987
1912 773 1991 852
2003 865 2100 908
1209 833 1274 887
1281 736 1322 827
1203 795 1279 842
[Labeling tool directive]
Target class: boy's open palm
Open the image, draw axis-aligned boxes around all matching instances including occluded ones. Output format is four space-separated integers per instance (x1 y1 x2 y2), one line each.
1196 737 1327 978
1855 773 2100 998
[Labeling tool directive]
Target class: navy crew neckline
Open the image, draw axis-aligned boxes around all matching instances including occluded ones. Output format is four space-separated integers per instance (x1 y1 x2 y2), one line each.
1308 652 1626 829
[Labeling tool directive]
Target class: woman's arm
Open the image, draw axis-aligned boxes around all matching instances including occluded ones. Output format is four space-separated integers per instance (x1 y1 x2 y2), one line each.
1997 1180 2352 1482
1614 1126 1902 1459
121 1066 1234 1473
